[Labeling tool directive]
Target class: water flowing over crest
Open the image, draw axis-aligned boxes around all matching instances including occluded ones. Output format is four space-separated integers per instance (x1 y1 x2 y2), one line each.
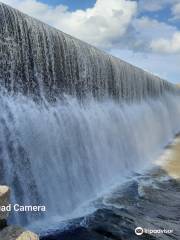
0 3 178 101
0 2 180 229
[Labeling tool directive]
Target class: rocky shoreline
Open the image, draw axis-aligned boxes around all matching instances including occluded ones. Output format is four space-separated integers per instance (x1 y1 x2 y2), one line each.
0 185 39 240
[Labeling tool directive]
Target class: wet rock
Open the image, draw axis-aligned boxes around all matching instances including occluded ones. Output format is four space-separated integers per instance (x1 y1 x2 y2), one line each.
43 168 180 240
0 185 10 220
0 225 39 240
41 226 109 240
84 208 157 240
0 186 39 239
0 219 8 230
83 169 180 240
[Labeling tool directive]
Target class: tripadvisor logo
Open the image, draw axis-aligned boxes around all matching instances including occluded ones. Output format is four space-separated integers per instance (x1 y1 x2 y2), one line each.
135 227 144 235
135 227 173 236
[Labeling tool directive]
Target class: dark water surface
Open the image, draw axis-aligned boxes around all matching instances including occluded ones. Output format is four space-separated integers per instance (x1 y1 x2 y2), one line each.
40 165 180 240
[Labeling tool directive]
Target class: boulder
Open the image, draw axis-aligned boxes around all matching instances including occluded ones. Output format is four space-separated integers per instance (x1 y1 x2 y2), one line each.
0 185 10 220
0 186 39 239
0 226 39 240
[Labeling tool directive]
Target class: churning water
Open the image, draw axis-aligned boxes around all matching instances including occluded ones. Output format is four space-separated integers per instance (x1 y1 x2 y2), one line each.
0 92 180 226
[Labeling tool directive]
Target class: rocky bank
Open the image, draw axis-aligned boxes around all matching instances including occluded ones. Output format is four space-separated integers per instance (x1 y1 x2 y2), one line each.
0 185 39 240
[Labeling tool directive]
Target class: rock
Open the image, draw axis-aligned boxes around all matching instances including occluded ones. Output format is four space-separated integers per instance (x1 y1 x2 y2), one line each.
0 186 39 239
0 219 8 230
0 185 10 220
0 225 39 240
42 226 108 240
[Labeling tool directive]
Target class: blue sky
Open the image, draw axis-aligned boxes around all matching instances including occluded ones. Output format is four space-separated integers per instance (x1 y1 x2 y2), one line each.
2 0 180 83
42 0 96 10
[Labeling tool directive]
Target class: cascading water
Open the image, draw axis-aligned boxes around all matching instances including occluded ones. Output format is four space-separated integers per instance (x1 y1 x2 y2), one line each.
0 2 177 102
0 92 180 227
0 2 180 231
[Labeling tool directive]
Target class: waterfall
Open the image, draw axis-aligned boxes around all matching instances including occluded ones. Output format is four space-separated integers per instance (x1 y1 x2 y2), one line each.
0 92 179 227
0 2 178 102
0 2 180 229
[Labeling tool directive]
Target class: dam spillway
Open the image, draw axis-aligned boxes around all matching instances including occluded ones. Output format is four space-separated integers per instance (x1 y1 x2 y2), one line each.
0 2 180 230
0 2 178 102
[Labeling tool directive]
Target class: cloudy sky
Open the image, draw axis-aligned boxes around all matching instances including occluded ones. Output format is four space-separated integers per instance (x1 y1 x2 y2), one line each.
2 0 180 83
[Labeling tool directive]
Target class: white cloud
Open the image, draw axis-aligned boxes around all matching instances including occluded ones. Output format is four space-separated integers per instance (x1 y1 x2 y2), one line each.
110 49 180 83
172 2 180 20
130 16 177 52
151 32 180 54
1 0 137 48
134 17 176 39
138 0 165 12
138 0 177 12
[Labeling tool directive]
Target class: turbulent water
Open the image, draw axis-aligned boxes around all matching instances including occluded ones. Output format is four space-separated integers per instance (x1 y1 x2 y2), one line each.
0 93 180 227
0 2 180 230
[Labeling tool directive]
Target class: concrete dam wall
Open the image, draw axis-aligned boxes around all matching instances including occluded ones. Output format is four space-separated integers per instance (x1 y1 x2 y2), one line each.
0 2 178 101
